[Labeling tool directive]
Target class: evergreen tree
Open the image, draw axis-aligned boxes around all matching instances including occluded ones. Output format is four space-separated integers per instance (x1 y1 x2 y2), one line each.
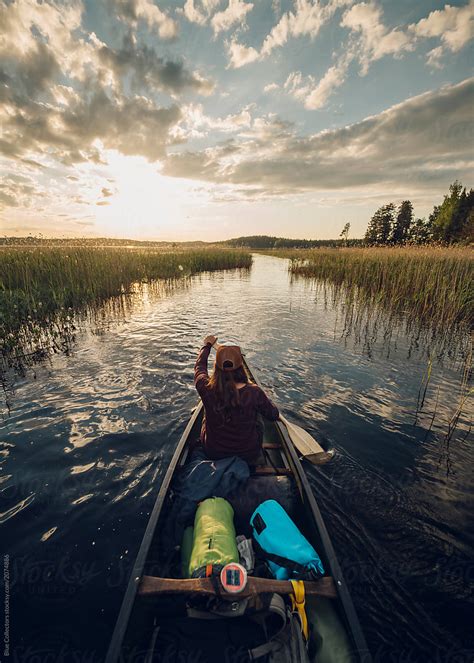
365 212 379 245
459 189 474 242
451 188 474 241
391 200 414 244
409 217 432 244
365 204 395 244
377 203 395 244
363 181 472 246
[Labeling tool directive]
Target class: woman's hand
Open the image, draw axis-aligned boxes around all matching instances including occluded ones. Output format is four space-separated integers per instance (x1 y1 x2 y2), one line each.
203 335 218 347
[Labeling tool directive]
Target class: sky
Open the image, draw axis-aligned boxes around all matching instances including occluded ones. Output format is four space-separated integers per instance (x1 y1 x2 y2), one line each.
0 0 473 241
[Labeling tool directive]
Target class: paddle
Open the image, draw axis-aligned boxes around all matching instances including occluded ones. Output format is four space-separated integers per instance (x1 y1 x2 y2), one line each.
279 415 335 466
210 342 334 466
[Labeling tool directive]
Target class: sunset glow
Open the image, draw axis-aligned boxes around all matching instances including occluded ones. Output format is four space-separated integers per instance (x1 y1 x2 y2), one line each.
1 0 472 239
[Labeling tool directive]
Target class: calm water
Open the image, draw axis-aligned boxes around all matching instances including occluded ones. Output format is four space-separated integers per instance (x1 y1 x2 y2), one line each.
1 254 473 662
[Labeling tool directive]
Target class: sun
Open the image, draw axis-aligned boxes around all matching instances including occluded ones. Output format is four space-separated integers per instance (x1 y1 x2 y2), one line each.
92 151 201 239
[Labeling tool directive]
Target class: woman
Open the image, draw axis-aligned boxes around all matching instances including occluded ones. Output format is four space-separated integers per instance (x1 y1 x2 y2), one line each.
194 335 280 463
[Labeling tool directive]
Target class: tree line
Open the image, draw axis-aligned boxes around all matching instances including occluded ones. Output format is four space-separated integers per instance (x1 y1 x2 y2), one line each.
224 235 363 249
364 181 473 245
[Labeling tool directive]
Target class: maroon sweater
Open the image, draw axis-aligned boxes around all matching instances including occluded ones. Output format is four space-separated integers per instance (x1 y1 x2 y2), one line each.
194 344 280 462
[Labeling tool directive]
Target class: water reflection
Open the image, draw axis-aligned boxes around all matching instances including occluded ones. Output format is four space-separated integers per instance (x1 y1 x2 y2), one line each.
291 274 472 361
1 254 472 662
0 277 191 403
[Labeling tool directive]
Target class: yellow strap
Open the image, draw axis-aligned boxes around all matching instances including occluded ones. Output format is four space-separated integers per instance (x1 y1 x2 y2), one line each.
290 580 309 640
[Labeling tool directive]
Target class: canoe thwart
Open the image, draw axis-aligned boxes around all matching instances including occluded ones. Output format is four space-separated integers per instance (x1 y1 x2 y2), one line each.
138 575 337 600
251 467 293 476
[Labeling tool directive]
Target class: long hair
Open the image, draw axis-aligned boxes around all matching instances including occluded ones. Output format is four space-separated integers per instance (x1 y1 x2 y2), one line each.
208 363 248 422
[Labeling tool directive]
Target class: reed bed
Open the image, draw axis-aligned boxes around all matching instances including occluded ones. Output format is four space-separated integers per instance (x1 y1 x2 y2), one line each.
0 247 251 369
272 246 473 333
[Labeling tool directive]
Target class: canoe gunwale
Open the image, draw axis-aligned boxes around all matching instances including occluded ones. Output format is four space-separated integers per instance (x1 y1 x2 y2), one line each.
104 403 203 663
248 359 372 662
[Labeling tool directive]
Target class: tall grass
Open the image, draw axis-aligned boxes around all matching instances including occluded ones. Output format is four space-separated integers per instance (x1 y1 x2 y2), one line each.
273 246 473 333
0 247 251 370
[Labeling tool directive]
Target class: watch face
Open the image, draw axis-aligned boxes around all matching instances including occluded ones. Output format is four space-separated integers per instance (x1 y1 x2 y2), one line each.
226 568 241 585
220 563 247 593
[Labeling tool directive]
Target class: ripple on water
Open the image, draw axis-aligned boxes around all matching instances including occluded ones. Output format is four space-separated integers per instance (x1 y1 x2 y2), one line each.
1 254 472 661
0 492 35 524
71 493 94 506
40 526 58 542
70 462 96 475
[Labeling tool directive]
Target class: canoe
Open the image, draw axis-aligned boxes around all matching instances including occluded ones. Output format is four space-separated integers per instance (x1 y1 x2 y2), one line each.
105 356 372 662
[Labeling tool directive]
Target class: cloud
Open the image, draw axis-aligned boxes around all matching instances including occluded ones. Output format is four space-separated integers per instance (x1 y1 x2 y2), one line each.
172 103 253 140
228 0 472 97
61 88 182 161
0 173 45 209
264 82 279 93
111 0 178 39
75 219 95 226
1 77 182 165
0 190 18 208
163 79 474 195
96 36 214 96
0 1 212 97
227 0 352 68
211 0 254 35
409 0 474 66
178 0 222 25
0 0 213 172
226 40 260 67
178 0 255 43
283 52 351 109
3 40 61 99
341 2 413 75
0 0 99 87
72 195 89 205
425 46 445 69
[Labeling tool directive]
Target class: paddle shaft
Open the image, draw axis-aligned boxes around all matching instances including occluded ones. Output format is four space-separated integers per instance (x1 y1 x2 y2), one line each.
210 342 331 463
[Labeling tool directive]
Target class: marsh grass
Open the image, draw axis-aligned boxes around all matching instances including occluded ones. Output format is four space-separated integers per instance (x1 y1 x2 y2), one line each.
0 246 251 375
268 246 473 448
270 246 473 335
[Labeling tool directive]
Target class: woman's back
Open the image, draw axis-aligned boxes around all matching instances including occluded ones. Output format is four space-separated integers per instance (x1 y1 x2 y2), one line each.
194 341 279 463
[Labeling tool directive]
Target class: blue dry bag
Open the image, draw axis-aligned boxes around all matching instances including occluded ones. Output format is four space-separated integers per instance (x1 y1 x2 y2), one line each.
250 499 325 580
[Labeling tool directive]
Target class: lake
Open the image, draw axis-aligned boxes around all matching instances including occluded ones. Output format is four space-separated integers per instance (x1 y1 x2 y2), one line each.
1 253 472 662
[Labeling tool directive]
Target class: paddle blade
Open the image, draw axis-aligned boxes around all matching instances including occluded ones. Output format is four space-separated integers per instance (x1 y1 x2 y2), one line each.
280 417 335 465
304 448 336 466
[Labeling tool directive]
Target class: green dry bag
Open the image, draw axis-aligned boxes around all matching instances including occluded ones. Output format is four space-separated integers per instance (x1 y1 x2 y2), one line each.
187 497 238 578
181 526 194 578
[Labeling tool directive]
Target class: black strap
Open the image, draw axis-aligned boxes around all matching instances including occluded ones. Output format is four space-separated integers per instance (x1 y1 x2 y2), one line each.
191 564 224 580
210 573 223 598
252 539 314 580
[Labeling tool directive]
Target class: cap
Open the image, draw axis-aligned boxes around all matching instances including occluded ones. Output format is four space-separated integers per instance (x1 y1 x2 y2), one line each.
215 345 243 372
